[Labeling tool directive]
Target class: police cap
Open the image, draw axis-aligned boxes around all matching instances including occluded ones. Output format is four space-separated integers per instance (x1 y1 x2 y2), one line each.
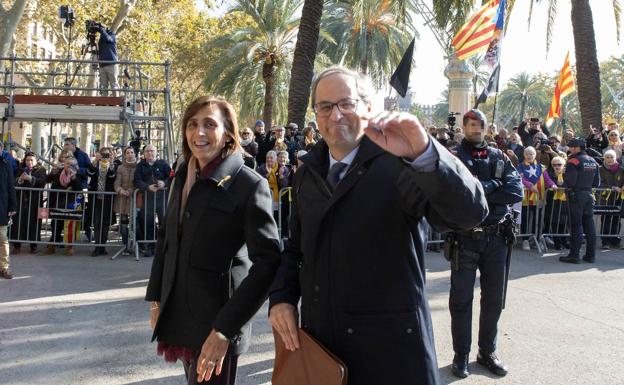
567 138 586 149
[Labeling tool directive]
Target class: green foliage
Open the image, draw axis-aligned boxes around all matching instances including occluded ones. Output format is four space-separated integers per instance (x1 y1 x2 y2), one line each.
319 0 416 88
202 0 302 126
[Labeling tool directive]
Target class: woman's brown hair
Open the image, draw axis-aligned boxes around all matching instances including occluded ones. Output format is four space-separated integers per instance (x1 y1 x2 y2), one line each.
180 96 241 162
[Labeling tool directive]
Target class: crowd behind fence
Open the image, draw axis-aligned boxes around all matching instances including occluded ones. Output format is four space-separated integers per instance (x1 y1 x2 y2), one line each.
6 184 624 258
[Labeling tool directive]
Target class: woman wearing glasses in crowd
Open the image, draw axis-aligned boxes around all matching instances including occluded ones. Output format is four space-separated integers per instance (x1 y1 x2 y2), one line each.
543 156 570 250
598 150 624 250
114 147 138 256
604 130 623 162
146 96 281 385
11 152 47 254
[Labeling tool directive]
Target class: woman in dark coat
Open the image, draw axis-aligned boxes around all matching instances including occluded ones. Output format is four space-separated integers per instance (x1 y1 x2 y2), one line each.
146 96 281 385
86 147 119 256
11 152 47 253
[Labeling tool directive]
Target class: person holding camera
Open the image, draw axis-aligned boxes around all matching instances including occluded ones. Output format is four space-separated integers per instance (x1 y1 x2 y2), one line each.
518 117 550 147
11 152 47 254
87 147 120 257
97 23 119 96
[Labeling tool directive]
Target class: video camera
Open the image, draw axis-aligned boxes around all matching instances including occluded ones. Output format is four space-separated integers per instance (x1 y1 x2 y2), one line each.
447 112 461 131
129 130 148 155
83 20 103 56
537 138 551 152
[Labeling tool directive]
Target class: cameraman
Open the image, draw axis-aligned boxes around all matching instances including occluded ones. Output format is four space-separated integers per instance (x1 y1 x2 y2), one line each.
97 23 119 96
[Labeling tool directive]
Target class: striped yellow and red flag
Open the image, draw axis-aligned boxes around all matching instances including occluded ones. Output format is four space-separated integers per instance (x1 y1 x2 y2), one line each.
546 52 575 127
452 0 502 60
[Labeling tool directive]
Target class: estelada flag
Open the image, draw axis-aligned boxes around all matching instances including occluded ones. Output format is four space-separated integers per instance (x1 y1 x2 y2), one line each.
452 0 503 61
546 51 575 127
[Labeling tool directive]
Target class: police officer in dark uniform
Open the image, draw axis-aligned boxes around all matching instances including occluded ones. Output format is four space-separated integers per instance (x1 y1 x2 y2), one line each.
446 109 524 379
560 138 600 264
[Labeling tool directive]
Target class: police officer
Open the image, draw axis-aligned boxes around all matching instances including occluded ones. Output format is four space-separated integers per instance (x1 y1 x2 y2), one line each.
447 109 524 379
560 138 600 264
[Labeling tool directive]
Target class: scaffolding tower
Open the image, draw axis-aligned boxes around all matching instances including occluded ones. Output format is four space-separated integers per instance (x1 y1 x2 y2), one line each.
1 56 175 163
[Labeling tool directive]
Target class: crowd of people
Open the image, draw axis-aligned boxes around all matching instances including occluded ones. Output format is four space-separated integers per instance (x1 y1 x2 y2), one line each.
428 117 624 252
0 137 173 279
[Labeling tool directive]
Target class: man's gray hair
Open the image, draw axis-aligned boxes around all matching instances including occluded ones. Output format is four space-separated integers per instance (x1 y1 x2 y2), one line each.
310 66 374 106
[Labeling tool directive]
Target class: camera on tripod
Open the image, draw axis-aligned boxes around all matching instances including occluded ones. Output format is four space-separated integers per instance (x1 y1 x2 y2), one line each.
83 19 102 56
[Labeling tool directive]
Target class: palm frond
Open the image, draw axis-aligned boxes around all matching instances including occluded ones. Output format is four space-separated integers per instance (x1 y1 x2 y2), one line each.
545 0 558 55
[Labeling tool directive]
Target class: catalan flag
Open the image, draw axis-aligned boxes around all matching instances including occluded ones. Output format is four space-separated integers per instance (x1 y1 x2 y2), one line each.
546 52 575 127
452 0 503 61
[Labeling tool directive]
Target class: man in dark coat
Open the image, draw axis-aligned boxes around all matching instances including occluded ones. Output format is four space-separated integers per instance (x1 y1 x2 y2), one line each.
0 155 17 279
134 144 171 258
63 137 91 188
268 67 489 385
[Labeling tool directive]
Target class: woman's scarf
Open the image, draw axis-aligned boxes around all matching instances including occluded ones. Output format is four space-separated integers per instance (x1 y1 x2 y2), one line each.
180 154 224 216
60 169 72 187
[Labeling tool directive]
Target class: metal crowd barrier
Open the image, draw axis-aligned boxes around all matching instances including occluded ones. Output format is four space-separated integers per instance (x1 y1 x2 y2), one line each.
130 188 168 261
8 187 124 254
538 187 624 250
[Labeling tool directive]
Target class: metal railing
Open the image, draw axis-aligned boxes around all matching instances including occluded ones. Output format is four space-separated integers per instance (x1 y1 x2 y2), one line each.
1 56 175 162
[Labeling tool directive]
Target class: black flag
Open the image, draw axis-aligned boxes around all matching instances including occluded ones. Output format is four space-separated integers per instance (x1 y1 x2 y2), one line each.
390 38 416 97
475 64 500 108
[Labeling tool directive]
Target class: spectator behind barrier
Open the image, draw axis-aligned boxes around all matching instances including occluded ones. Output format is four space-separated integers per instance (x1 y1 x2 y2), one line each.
63 137 91 188
114 147 138 256
298 126 317 151
240 128 258 169
598 150 624 249
11 152 47 254
604 130 623 161
0 141 18 177
45 156 85 256
517 146 556 250
543 156 570 250
257 150 278 207
87 147 120 257
133 144 170 258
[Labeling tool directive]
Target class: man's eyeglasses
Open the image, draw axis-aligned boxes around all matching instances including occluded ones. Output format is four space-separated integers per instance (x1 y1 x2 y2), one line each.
313 98 361 117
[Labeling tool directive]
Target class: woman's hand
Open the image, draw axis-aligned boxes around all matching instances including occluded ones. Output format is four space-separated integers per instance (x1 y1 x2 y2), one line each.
150 301 159 330
196 329 230 382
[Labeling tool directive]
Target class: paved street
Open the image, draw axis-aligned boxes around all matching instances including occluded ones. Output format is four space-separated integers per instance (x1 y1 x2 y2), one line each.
1 246 623 385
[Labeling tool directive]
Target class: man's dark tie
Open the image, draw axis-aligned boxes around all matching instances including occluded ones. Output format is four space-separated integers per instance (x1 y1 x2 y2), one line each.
326 162 348 190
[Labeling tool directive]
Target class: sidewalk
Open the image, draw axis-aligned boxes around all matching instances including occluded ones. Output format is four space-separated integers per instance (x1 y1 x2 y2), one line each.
0 247 623 385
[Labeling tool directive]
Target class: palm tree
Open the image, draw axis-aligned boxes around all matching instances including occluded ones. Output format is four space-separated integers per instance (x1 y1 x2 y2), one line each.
599 55 624 123
496 72 551 126
286 0 324 129
319 0 417 88
203 0 301 128
529 0 622 134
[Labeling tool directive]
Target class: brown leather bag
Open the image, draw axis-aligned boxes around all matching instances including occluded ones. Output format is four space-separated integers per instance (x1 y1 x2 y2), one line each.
272 328 348 385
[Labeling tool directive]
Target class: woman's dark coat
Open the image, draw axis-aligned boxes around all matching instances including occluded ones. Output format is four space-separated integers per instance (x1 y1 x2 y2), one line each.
86 160 119 227
269 137 488 385
0 158 17 226
145 151 281 355
12 164 47 242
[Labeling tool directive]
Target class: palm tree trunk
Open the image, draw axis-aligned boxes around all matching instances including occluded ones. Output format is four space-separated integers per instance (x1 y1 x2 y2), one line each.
262 61 275 129
287 0 324 129
571 0 602 135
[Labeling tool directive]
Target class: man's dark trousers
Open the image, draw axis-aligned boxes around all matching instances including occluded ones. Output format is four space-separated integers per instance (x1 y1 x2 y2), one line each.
450 233 507 355
568 192 596 260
